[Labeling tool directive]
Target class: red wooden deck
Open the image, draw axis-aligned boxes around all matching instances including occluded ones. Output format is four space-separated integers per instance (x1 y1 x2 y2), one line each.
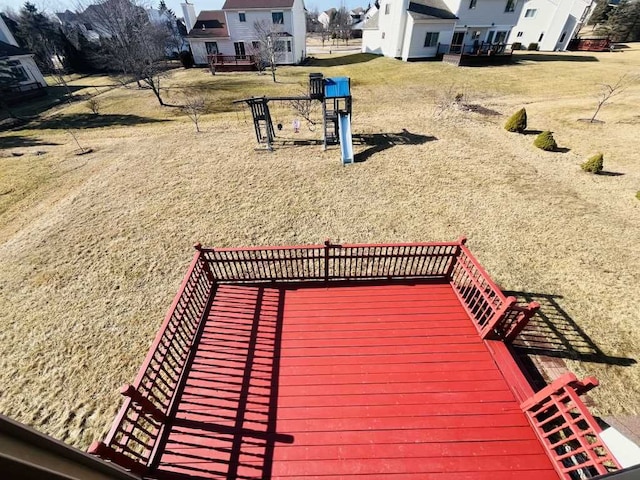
153 282 558 479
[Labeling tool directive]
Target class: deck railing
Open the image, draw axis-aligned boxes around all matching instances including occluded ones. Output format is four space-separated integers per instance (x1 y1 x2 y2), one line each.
522 373 621 479
90 239 618 478
89 251 213 475
207 54 257 65
201 240 460 283
439 42 513 56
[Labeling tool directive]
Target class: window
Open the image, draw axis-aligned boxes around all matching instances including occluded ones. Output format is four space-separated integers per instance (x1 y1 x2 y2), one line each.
524 8 536 17
287 40 292 52
381 32 385 39
234 41 246 58
559 31 567 43
516 31 523 37
424 32 439 47
495 31 508 43
239 12 246 22
8 63 28 82
505 0 515 12
538 32 544 42
272 11 283 23
385 4 390 14
205 41 219 54
469 0 477 8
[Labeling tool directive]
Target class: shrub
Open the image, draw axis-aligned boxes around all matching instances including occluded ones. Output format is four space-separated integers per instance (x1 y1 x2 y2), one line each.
533 131 557 151
512 42 522 50
504 108 527 133
86 98 100 115
581 153 604 173
527 42 539 51
179 51 195 68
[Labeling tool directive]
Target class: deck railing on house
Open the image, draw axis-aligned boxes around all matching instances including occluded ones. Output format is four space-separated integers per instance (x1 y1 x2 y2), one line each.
90 239 620 478
207 54 257 65
522 373 620 479
439 42 514 56
89 252 213 475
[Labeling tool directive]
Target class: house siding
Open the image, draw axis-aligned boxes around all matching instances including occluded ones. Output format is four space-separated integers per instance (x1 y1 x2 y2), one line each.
377 0 411 58
224 7 300 64
402 17 455 60
509 0 591 51
447 0 525 27
189 39 235 64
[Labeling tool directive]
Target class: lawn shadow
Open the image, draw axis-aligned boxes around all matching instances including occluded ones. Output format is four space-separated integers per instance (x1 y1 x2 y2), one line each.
514 54 599 63
523 129 543 135
0 135 60 150
555 147 571 153
462 104 502 116
353 130 437 163
598 171 624 177
505 290 636 367
305 53 379 67
28 113 168 130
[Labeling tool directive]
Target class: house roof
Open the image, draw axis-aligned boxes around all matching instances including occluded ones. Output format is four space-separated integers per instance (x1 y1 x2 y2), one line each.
361 10 379 29
0 40 30 58
407 0 458 20
222 0 294 9
187 10 230 38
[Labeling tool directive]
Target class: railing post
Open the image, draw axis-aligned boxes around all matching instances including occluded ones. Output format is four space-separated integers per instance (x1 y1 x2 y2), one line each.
481 296 517 340
324 239 331 283
194 243 215 284
119 385 166 423
445 236 466 280
504 301 540 343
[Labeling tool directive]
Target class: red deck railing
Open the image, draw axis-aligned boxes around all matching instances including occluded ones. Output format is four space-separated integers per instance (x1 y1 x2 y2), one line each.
90 239 621 478
522 373 620 478
89 252 213 474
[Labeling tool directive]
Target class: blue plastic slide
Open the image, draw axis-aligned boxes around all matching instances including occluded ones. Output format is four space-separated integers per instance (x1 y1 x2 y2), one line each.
338 113 354 165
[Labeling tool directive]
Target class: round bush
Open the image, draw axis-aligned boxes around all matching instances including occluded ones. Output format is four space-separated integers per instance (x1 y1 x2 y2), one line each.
581 153 604 174
534 131 557 151
179 51 195 69
504 108 527 133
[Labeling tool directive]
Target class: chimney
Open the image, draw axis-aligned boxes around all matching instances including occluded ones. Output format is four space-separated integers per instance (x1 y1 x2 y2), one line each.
181 2 197 31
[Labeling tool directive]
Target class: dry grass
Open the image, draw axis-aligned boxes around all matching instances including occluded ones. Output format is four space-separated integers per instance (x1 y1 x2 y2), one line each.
1 47 639 449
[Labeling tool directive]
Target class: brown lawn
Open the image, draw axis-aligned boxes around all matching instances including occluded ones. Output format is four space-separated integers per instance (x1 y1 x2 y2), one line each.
0 47 639 449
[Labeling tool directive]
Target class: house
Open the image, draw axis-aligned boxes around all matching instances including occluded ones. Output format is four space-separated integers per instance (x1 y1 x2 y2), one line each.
508 0 593 51
183 0 306 67
0 16 47 103
362 0 526 61
317 8 337 30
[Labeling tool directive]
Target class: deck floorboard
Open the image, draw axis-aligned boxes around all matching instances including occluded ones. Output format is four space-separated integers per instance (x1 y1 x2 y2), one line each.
154 283 557 479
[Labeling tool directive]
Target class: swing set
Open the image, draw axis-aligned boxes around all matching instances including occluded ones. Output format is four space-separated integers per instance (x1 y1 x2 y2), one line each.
234 73 355 164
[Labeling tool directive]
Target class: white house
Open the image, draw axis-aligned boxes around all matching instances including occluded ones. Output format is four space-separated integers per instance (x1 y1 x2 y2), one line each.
183 0 306 66
317 8 337 30
508 0 593 51
362 0 526 60
0 16 47 93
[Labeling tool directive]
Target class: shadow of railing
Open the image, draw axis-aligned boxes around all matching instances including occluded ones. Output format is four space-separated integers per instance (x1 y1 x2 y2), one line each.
152 286 290 480
353 129 437 163
505 291 636 367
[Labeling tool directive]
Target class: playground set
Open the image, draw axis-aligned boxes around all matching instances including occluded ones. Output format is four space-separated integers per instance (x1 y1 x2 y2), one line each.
234 73 355 165
89 238 624 479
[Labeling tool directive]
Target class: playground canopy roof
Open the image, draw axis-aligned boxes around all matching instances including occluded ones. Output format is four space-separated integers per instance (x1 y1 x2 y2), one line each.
324 77 351 98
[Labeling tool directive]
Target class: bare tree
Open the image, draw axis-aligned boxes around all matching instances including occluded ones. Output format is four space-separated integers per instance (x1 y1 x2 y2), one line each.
251 20 286 83
590 74 632 123
180 92 206 132
289 92 318 130
329 6 352 46
80 0 173 105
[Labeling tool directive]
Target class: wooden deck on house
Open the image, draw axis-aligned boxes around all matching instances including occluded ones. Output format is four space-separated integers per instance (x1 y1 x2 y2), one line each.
153 282 558 479
91 240 620 480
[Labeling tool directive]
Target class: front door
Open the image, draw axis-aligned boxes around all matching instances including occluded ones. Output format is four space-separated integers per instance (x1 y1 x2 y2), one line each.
486 31 495 45
451 32 465 53
234 42 246 59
